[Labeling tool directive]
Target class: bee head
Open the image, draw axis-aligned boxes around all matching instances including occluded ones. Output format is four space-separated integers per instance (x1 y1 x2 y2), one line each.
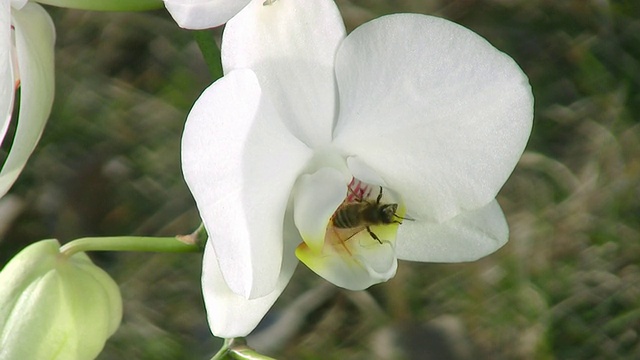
380 204 399 224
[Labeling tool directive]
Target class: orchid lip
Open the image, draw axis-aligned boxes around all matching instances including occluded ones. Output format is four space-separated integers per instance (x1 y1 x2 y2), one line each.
323 178 408 250
294 176 406 290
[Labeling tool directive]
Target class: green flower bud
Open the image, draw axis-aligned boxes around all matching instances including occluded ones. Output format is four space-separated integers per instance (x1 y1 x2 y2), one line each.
0 239 122 360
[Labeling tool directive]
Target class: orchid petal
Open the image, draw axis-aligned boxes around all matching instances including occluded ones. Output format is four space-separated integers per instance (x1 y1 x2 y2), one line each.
333 14 533 222
182 69 312 299
296 227 398 291
31 0 162 11
0 3 54 198
293 168 346 253
222 0 345 147
345 156 386 187
0 1 14 147
395 199 508 262
164 0 250 29
202 223 299 337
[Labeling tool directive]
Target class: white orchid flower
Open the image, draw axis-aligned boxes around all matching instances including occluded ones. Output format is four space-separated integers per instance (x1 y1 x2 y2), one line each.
182 0 533 337
0 1 54 199
164 0 251 29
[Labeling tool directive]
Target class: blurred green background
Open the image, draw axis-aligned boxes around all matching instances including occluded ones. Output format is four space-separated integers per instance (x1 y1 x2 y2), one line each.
1 0 639 359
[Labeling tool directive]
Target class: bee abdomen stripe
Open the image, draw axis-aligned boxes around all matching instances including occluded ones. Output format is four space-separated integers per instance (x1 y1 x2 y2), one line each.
333 210 356 228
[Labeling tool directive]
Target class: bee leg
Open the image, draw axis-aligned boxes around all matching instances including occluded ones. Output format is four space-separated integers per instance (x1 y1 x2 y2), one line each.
366 226 383 244
376 186 383 204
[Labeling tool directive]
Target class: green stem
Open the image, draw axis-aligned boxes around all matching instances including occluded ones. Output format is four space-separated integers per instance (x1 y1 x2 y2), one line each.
228 347 277 360
193 30 224 82
210 338 276 360
211 339 233 360
35 0 164 11
60 236 200 257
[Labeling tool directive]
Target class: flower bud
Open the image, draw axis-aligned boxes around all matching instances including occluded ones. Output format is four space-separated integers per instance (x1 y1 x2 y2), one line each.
0 239 122 360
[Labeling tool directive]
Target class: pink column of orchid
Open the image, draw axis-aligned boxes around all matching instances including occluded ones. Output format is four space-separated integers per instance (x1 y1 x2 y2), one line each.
181 0 534 337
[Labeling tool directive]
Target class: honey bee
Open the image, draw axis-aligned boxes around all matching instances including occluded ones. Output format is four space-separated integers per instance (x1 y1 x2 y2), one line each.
331 185 408 244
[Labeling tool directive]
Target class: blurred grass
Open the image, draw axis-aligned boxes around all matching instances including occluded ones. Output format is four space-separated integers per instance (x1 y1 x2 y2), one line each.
0 0 639 359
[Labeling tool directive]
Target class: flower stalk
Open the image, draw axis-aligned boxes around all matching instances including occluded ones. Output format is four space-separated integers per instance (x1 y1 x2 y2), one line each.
211 338 276 360
34 0 164 11
60 236 201 257
193 30 224 82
